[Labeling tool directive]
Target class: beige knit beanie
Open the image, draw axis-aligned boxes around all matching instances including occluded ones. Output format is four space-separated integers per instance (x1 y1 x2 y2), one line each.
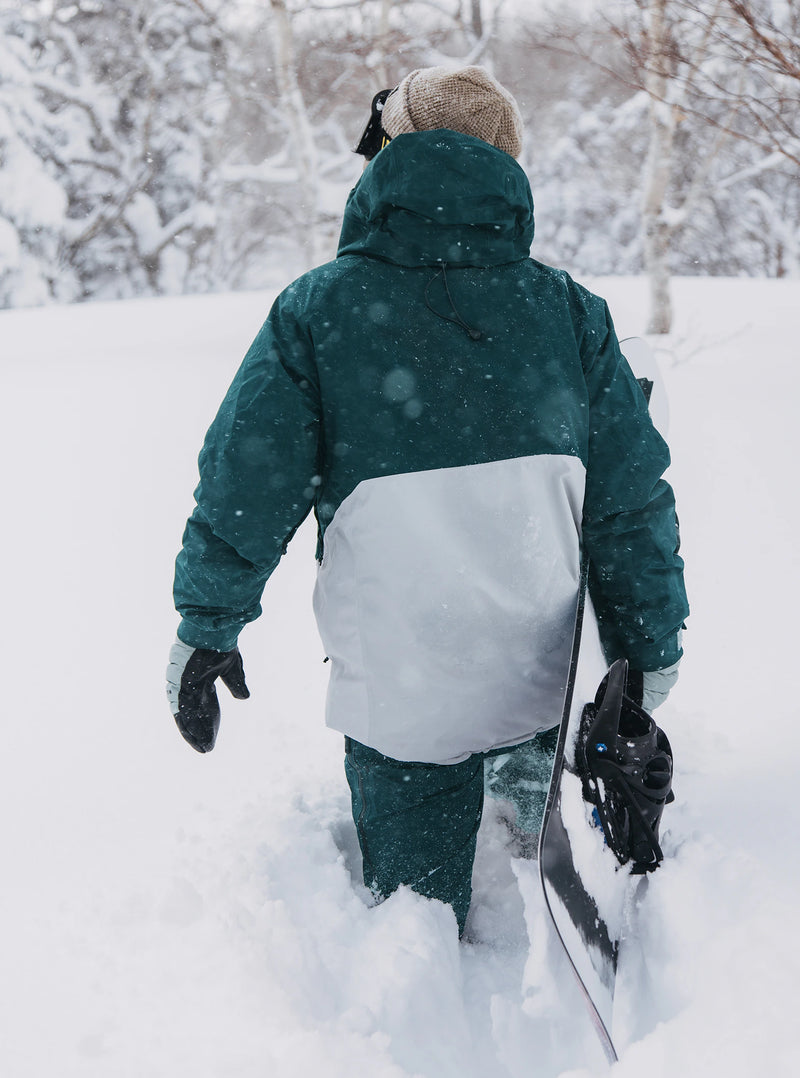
380 65 523 159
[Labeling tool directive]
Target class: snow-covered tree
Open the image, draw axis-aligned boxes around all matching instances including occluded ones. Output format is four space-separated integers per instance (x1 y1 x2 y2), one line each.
524 0 800 330
0 0 233 303
1 0 797 307
0 15 74 305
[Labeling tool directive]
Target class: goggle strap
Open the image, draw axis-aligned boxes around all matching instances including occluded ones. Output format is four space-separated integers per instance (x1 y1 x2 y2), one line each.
354 87 396 159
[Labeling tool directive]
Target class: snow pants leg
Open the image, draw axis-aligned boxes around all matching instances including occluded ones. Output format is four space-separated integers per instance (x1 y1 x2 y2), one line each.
344 737 484 936
484 724 560 833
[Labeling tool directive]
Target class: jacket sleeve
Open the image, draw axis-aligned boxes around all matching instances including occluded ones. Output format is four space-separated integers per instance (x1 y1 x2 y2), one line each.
174 292 321 652
579 300 689 672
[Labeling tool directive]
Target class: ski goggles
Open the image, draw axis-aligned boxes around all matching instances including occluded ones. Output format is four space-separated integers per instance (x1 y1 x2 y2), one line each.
354 87 396 160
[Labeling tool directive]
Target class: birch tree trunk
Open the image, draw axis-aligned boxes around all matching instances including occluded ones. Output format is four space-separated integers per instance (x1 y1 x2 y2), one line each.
269 0 321 267
374 0 394 89
471 0 483 40
641 0 678 335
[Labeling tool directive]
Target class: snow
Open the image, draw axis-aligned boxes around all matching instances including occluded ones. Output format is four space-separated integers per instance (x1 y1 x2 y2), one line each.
1 275 799 1076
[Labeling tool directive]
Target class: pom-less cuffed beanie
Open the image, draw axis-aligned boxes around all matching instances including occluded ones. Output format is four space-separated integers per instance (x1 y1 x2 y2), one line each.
380 65 523 159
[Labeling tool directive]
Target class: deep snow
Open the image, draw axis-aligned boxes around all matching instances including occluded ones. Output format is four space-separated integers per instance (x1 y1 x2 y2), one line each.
1 275 799 1077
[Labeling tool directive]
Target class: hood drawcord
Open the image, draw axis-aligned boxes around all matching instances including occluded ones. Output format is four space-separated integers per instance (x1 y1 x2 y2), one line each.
424 264 483 341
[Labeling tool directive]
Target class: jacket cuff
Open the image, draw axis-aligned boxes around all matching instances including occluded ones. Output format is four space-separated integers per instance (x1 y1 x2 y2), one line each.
177 621 240 654
629 633 683 673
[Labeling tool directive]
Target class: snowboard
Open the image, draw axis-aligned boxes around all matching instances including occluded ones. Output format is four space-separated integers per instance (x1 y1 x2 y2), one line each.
536 338 668 1064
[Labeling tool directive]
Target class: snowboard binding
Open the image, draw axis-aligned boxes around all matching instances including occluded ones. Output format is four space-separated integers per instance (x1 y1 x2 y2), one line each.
578 659 675 873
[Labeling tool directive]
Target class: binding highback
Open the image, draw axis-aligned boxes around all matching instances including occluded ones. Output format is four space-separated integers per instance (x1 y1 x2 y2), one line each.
578 658 675 873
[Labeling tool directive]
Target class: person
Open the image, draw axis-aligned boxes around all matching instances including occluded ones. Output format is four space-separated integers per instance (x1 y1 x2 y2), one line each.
166 65 688 936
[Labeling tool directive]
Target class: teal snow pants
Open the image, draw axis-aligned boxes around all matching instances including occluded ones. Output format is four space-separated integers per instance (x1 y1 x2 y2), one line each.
344 727 558 936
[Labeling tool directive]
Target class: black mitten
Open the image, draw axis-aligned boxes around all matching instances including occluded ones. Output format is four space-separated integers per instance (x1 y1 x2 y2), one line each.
166 639 249 752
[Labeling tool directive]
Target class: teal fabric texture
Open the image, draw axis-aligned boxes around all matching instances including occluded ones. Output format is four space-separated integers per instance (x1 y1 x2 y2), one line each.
345 736 485 936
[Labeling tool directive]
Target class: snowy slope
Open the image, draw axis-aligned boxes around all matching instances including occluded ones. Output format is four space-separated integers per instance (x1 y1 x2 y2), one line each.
1 276 799 1077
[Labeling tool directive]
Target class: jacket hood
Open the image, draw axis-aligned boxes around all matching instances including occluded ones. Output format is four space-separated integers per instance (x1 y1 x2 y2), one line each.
337 129 534 268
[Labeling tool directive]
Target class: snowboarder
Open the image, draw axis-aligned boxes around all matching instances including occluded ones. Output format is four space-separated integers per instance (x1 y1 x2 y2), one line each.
166 66 688 936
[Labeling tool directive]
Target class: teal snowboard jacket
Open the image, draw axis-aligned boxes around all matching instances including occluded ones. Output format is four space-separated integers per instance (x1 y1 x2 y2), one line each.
174 130 688 764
